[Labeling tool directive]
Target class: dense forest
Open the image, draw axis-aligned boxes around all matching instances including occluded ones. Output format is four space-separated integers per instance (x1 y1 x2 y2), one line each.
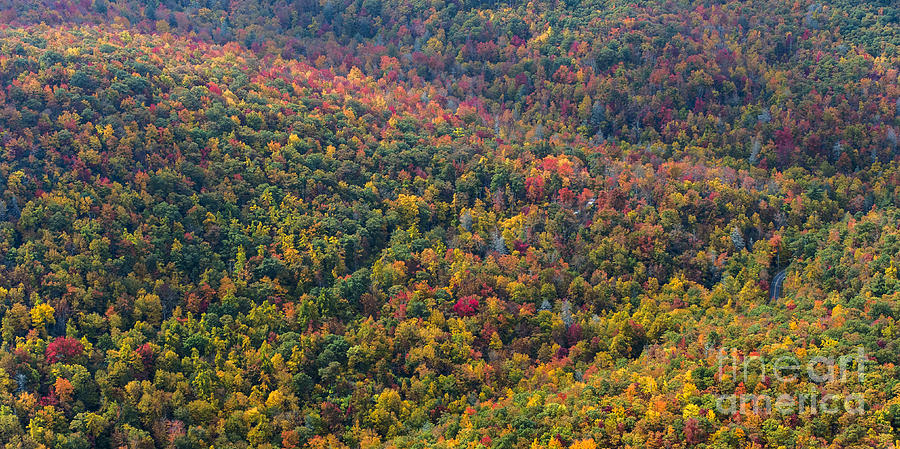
0 0 898 447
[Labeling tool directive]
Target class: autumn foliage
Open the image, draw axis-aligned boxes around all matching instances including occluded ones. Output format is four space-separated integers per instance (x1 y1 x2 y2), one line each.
0 0 896 448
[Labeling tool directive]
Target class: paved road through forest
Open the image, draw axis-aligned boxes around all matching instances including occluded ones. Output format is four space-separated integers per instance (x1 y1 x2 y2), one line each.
769 269 787 302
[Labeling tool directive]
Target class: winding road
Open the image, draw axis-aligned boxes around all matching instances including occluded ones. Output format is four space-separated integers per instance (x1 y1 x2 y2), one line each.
769 269 787 302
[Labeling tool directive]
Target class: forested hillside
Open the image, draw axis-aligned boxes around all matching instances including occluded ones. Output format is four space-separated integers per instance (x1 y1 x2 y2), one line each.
0 0 898 447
